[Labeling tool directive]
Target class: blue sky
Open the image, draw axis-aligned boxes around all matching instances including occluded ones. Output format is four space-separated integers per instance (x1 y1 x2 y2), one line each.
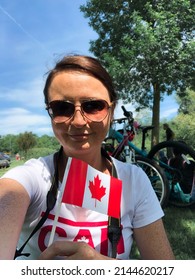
0 0 179 136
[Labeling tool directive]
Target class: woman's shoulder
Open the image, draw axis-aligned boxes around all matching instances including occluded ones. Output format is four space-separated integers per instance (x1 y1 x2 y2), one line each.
111 156 153 192
111 156 143 175
1 154 55 197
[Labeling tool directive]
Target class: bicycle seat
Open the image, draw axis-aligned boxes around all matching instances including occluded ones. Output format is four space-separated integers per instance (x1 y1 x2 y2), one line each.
139 125 154 133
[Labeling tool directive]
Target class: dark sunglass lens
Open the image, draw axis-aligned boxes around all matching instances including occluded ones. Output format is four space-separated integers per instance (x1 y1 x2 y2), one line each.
50 101 74 117
83 100 106 114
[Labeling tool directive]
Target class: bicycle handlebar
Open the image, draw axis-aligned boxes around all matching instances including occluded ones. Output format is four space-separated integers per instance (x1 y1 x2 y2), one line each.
112 106 134 128
121 105 133 119
121 106 134 129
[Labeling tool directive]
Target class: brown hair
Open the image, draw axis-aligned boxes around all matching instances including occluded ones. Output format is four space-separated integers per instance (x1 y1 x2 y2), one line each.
43 55 117 106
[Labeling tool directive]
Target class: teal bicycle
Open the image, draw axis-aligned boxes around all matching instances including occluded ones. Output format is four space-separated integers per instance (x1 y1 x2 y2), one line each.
103 106 195 208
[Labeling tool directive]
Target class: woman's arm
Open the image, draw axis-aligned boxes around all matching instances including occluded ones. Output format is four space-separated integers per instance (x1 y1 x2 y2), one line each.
0 178 30 259
133 218 175 260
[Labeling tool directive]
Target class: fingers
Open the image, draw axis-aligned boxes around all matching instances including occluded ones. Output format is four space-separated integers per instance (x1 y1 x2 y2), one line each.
39 241 95 260
39 241 72 260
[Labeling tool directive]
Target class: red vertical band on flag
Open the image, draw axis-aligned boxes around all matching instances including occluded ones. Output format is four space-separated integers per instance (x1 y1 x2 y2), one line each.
62 158 88 206
107 176 122 218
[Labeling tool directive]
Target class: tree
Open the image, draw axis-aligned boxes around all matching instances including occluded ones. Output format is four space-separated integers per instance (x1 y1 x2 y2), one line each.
0 134 18 155
173 113 195 147
17 132 36 158
173 89 195 147
81 0 195 144
36 134 59 150
177 88 195 115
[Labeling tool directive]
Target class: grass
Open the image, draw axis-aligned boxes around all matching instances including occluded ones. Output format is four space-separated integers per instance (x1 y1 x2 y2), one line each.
163 206 195 259
1 161 195 259
130 206 195 260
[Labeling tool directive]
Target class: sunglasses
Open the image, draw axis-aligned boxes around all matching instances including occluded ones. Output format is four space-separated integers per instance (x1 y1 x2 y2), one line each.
46 99 112 123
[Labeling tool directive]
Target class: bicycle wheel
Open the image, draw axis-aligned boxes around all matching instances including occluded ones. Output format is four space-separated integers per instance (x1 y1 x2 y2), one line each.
147 141 195 208
135 156 169 208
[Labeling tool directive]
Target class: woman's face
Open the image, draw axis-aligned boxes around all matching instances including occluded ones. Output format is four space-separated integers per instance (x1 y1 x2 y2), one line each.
48 71 113 159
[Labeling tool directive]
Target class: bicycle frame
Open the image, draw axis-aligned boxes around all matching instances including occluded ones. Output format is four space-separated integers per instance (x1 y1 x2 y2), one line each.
105 122 169 207
108 127 148 158
108 126 178 175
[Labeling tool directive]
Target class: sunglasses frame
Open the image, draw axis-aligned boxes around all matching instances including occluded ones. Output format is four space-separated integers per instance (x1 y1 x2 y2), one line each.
46 99 113 123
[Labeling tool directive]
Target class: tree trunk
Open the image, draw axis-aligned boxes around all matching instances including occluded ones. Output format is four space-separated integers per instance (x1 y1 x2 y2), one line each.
151 83 160 147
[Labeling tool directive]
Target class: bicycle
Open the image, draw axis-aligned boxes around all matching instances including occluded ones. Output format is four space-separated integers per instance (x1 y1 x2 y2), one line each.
103 106 169 207
148 140 195 208
103 106 195 208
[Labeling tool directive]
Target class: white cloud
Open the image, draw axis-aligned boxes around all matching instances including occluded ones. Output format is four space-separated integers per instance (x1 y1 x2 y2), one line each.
160 94 179 120
0 75 52 135
160 107 178 119
0 77 45 108
0 107 52 136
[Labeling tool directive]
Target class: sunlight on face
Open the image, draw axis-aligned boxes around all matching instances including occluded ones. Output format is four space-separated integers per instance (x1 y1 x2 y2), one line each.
48 72 114 158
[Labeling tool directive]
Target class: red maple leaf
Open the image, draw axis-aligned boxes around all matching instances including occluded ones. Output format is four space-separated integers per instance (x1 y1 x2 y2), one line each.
88 175 106 205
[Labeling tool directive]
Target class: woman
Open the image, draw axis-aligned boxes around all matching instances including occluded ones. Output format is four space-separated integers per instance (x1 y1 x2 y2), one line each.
0 55 174 260
163 123 175 158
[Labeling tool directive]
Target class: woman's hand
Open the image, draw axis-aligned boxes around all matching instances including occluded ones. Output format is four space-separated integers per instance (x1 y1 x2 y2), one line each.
39 241 112 260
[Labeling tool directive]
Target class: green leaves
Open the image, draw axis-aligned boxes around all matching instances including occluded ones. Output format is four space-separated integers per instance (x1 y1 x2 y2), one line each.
81 0 195 143
17 132 36 158
81 0 195 106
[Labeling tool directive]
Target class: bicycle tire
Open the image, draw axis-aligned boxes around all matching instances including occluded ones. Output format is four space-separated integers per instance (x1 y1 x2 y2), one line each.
135 156 169 208
147 141 195 208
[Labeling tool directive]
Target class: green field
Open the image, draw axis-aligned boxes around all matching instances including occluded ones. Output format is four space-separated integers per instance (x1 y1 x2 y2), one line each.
1 160 194 259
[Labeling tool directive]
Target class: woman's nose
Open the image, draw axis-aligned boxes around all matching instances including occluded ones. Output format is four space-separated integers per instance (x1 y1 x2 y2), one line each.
70 108 87 126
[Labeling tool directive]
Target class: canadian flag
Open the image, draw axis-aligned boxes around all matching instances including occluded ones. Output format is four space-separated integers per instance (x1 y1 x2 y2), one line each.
61 157 122 218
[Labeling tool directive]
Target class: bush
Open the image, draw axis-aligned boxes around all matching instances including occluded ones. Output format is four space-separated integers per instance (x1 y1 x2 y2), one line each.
26 147 59 159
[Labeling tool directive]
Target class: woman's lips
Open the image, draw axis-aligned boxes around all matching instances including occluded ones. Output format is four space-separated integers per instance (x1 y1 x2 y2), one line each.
69 133 90 141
